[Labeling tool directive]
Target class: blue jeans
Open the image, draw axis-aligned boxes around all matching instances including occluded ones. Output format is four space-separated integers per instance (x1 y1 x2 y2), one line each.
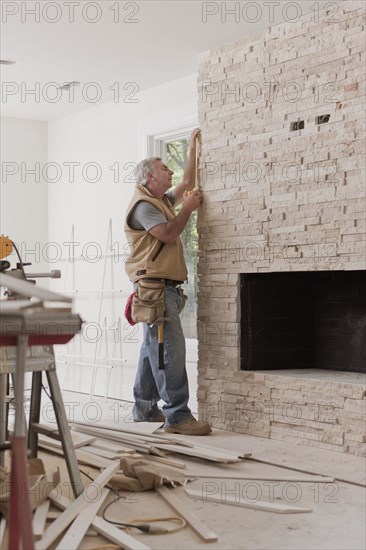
133 286 193 425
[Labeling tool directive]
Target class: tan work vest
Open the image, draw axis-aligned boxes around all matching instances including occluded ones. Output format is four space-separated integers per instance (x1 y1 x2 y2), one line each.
124 184 188 283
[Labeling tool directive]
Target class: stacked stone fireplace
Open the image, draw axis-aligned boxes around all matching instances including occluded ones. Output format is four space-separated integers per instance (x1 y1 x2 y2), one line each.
196 0 366 456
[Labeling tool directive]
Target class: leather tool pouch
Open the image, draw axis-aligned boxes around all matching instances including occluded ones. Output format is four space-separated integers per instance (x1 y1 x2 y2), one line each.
131 279 165 325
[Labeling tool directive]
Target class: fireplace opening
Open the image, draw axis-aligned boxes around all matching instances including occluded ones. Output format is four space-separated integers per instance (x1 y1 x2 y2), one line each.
240 270 366 373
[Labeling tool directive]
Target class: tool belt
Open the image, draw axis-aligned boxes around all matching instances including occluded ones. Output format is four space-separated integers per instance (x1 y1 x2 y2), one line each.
124 279 187 326
129 278 165 325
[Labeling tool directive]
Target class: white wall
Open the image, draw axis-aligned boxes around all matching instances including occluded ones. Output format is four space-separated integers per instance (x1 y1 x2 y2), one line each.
0 117 49 280
47 73 198 407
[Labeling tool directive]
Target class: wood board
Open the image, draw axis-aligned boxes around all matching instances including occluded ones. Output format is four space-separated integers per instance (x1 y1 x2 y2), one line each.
71 424 242 463
157 486 218 542
56 488 109 549
39 441 117 469
185 488 313 514
189 474 335 482
49 492 151 550
33 500 50 540
36 463 119 550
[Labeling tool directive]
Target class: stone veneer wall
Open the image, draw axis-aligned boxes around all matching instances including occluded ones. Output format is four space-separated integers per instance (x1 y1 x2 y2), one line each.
196 0 366 456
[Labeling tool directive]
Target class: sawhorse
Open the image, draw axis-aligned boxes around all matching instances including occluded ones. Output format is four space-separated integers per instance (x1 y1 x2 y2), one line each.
1 345 83 494
0 296 83 550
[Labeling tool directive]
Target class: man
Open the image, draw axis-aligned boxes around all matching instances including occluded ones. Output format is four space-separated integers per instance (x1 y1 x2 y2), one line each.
124 128 211 436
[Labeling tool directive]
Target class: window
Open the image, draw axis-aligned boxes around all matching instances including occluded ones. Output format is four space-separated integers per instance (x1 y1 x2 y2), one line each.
165 136 198 339
145 123 198 339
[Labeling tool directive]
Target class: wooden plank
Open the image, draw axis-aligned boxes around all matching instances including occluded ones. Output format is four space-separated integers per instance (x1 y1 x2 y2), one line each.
33 500 50 540
47 511 60 520
86 527 98 536
93 516 151 550
56 488 109 549
117 421 165 434
152 443 241 463
185 488 312 514
72 424 174 445
146 455 186 470
72 421 166 440
82 445 121 460
71 426 168 457
71 423 192 446
49 492 151 550
183 439 248 457
190 474 335 482
71 424 240 462
0 518 6 547
38 432 96 449
72 448 116 468
71 425 155 450
156 486 218 543
167 437 195 448
38 441 116 469
35 462 119 550
37 442 65 456
246 456 365 487
92 438 136 454
47 509 99 535
34 424 96 449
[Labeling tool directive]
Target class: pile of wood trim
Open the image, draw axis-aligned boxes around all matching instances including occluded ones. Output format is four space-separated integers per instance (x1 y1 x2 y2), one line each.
28 420 333 547
29 420 243 547
37 420 246 466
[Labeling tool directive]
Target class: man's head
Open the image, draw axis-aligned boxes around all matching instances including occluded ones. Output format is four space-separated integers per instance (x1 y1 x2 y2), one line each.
135 157 174 197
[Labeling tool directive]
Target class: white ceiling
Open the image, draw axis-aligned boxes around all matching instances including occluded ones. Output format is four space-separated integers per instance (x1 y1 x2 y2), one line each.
1 0 328 121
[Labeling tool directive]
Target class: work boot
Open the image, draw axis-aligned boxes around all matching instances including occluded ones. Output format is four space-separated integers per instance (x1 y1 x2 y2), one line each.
164 417 212 435
134 412 165 423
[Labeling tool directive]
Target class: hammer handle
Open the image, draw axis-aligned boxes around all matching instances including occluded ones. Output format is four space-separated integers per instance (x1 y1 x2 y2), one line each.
158 324 164 370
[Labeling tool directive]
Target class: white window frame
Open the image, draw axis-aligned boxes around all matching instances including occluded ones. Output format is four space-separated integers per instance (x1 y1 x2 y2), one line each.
141 115 198 159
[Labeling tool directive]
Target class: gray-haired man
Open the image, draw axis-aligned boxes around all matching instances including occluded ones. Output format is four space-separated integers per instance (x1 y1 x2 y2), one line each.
124 129 211 435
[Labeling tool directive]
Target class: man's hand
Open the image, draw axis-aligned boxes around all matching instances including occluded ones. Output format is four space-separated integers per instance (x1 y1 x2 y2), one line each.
182 189 202 212
189 127 201 149
149 191 202 244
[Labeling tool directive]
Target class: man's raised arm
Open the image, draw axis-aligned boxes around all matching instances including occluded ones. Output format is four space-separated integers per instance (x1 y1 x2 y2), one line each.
173 128 200 206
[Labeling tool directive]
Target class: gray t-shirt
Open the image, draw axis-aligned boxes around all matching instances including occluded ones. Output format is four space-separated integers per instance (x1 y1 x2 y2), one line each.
129 191 175 231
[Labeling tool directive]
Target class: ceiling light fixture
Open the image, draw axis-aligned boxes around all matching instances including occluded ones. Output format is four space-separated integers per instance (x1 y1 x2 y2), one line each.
58 81 81 91
0 59 18 65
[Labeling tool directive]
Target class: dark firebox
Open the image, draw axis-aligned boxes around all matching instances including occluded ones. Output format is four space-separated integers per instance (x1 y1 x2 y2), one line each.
240 270 366 373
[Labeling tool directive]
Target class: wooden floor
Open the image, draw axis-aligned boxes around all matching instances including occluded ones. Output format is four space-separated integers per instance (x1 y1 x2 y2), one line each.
3 391 365 549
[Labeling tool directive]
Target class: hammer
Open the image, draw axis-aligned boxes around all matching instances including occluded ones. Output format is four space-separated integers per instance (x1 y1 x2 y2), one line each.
158 322 164 370
153 317 168 370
